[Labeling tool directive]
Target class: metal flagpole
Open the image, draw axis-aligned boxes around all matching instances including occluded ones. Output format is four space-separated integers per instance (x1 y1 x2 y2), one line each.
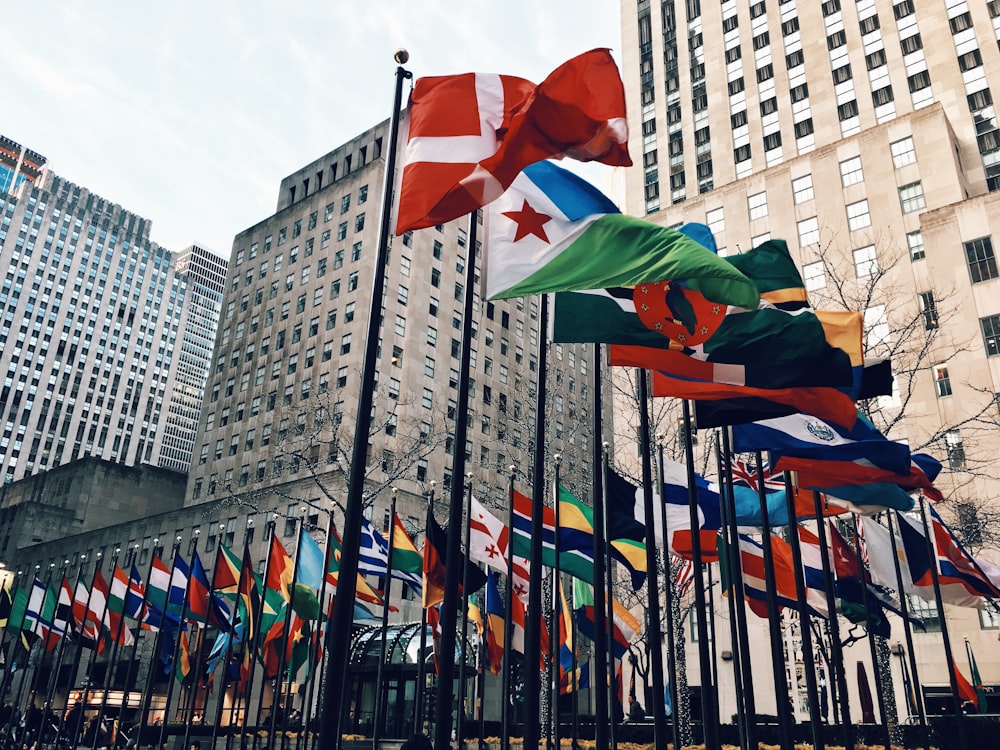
636 371 667 750
655 435 681 750
320 51 412 747
570 586 580 750
41 560 73 743
134 538 176 750
522 293 550 750
681 402 718 750
885 510 929 739
247 515 282 748
372 490 399 750
501 474 515 750
589 345 610 750
849 514 891 750
751 451 794 748
780 472 823 750
915 498 967 747
458 475 475 749
91 548 127 750
551 454 562 749
434 209 482 750
713 441 749 750
298 509 333 750
414 485 434 737
704 562 719 709
157 539 197 750
810 496 852 749
602 452 620 750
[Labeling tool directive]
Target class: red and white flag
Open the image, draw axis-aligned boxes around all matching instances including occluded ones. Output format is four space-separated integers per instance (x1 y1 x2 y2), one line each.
395 48 631 233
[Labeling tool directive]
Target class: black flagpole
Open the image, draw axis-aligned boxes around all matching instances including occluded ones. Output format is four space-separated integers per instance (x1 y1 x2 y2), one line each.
681 402 718 749
320 51 412 748
885 510 929 737
589 345 610 750
914 498 967 746
849 514 891 750
372 490 398 750
655 435 682 750
602 464 619 750
752 451 794 748
433 209 481 750
522 292 550 750
414 485 434 736
809 494 852 749
457 474 475 748
781 472 823 750
501 474 515 750
636 371 667 749
714 440 749 750
135 538 176 749
551 454 562 749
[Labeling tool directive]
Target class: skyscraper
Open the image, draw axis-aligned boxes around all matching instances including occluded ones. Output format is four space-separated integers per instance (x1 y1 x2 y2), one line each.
0 140 226 483
0 135 46 195
618 0 1000 718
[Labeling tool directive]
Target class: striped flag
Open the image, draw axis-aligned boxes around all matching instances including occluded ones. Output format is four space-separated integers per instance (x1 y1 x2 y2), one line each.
358 515 423 590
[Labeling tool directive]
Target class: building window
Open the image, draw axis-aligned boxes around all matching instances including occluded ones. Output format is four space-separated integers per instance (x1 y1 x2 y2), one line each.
890 137 916 168
981 314 1000 356
792 174 813 204
837 100 858 121
898 182 925 214
965 237 998 283
839 156 864 187
919 291 938 330
797 216 819 247
944 429 965 470
853 245 878 277
706 207 725 236
846 200 871 232
980 608 1000 630
907 231 925 261
907 595 940 632
907 71 931 93
933 364 952 398
803 261 826 292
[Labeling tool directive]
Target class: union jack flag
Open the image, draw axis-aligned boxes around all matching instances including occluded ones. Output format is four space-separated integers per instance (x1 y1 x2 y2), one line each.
730 458 784 493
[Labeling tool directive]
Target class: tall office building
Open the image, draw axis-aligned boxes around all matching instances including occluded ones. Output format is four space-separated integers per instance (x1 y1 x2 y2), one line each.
618 0 1000 717
0 135 46 195
187 120 596 531
0 139 226 483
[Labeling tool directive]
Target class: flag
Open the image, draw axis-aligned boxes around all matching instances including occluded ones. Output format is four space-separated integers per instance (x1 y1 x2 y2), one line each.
145 554 172 612
390 513 423 578
729 458 846 525
485 162 757 307
327 523 388 609
168 552 190 613
895 511 986 609
953 658 978 707
735 533 825 619
105 566 136 647
212 544 243 600
967 643 987 712
176 630 192 684
557 582 586 694
56 577 74 635
658 457 722 561
574 596 638 659
237 544 259 686
421 508 487 608
187 551 231 631
468 495 512 574
775 453 941 507
600 470 651 589
0 586 12 628
512 489 592 585
358 515 423 591
395 49 631 234
927 505 1000 600
266 535 294 604
483 571 505 676
510 590 550 661
292 532 325 620
732 412 913 475
644 368 859 429
556 238 856 389
468 592 484 638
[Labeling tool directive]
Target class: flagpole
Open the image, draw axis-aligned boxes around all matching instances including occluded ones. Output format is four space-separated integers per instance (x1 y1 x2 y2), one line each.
522 291 550 750
636 370 667 750
457 474 475 750
714 440 750 750
849 514 891 750
247 515 280 748
135 538 175 750
589 345 610 750
320 51 412 748
682 401 718 750
181 622 207 750
91 547 126 750
551 454 562 750
298 509 331 750
415 485 434 737
501 474 515 750
914 498 967 743
885 510 927 733
77 551 111 742
25 562 58 734
372 490 399 750
269 509 308 748
964 638 980 711
751 451 794 748
601 451 620 750
41 560 73 743
655 434 682 750
434 206 483 750
780 472 824 750
569 586 580 750
810 495 852 749
158 539 197 750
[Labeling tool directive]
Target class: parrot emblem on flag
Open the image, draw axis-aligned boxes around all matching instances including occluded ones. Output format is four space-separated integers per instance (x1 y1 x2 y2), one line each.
633 280 724 345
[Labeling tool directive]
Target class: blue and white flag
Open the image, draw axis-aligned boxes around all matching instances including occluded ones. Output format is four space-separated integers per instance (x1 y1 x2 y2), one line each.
357 516 423 590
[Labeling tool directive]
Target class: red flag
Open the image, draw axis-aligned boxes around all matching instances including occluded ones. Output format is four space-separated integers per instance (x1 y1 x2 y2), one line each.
266 535 294 603
396 49 631 233
953 658 978 706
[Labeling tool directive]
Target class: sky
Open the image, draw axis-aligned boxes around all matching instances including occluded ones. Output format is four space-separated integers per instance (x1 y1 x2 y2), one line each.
3 1 624 259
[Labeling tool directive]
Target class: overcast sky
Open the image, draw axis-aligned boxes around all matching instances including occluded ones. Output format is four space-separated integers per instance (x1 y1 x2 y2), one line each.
3 1 624 259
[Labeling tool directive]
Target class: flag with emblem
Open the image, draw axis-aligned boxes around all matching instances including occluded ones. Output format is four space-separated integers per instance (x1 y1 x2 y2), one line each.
395 49 631 234
468 495 512 574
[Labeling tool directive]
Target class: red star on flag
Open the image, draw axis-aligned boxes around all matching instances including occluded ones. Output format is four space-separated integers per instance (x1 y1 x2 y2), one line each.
502 199 552 242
